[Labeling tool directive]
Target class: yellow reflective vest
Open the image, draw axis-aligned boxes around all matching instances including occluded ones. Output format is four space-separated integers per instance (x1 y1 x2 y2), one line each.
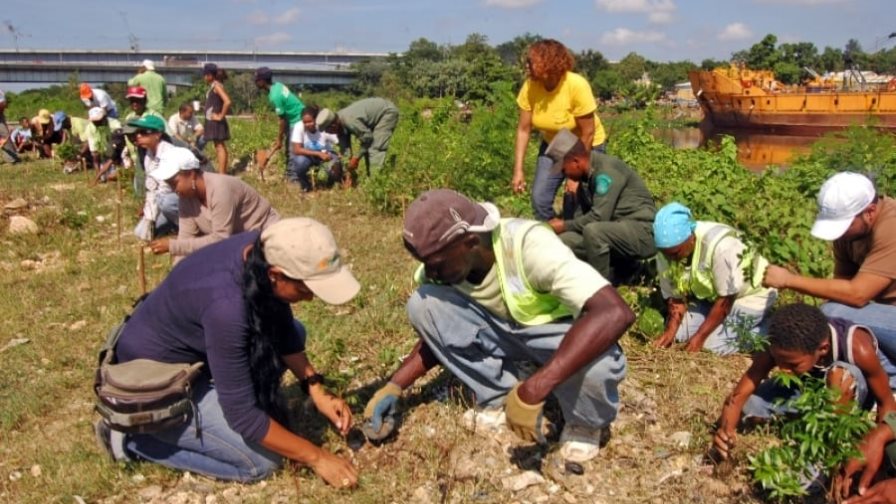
658 221 768 301
414 218 572 326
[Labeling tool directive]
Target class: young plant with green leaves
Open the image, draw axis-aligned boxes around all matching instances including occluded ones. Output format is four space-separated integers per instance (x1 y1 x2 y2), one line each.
748 373 872 501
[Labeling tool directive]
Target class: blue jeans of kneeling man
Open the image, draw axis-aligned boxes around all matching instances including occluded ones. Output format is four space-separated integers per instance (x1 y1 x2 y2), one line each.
407 284 626 429
122 377 282 482
742 362 870 420
821 302 896 361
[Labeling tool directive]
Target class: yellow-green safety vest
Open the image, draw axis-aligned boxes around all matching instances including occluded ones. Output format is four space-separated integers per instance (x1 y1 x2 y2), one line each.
658 221 768 301
413 218 572 326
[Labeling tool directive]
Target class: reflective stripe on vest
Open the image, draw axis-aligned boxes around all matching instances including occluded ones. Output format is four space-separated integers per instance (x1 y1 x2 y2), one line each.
661 222 768 301
412 219 572 325
492 219 572 325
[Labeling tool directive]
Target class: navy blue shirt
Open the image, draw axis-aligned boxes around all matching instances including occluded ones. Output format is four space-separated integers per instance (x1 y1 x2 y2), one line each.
116 231 306 442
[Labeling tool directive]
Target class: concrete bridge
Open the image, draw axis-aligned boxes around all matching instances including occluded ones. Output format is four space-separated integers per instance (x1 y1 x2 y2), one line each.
0 49 388 89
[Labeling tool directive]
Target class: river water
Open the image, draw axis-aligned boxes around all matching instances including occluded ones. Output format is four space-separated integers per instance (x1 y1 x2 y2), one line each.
654 124 825 172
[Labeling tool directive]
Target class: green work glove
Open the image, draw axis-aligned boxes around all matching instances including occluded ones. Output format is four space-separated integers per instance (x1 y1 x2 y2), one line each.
364 382 402 432
504 383 548 444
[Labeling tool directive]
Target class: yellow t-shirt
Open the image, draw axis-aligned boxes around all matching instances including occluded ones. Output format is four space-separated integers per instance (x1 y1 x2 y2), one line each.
516 71 607 146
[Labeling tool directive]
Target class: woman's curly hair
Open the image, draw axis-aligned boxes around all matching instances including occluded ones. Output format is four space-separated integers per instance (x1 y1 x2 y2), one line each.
527 39 575 83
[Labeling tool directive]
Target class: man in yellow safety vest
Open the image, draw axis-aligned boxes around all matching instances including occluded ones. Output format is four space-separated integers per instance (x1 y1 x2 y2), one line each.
363 189 632 466
652 202 776 354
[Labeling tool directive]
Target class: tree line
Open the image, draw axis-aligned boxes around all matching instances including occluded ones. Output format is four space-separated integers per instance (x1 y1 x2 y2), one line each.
349 32 896 104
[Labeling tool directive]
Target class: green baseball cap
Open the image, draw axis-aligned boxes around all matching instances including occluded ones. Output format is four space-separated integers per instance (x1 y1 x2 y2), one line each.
123 115 166 134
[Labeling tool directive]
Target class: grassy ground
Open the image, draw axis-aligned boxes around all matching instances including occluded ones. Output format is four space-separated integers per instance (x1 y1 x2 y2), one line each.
1 154 787 503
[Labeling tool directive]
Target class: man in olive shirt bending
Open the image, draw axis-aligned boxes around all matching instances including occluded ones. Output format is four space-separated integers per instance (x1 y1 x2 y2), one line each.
544 129 657 284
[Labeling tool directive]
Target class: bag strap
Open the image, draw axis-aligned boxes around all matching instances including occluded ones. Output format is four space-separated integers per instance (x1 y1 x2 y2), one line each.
98 293 150 367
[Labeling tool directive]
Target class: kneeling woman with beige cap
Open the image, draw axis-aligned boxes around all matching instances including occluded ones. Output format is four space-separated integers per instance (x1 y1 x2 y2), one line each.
97 217 361 487
147 146 280 261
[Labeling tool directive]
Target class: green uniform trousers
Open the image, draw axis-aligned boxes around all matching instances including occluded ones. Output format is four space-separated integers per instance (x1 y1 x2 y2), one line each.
559 220 655 282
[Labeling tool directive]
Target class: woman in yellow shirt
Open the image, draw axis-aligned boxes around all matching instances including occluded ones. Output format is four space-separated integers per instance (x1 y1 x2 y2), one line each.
511 39 607 221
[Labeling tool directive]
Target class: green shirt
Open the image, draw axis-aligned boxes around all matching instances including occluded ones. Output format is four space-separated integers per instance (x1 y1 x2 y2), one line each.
564 152 657 233
267 82 304 128
128 70 167 114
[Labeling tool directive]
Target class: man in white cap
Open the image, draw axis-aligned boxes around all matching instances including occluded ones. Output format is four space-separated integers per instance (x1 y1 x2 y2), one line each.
764 171 896 352
128 59 167 114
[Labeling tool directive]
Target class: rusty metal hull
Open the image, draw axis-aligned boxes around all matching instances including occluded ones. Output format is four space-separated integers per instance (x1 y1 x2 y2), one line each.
689 70 896 134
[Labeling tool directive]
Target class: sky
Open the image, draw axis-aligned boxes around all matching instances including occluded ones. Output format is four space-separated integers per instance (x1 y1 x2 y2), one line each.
2 0 894 63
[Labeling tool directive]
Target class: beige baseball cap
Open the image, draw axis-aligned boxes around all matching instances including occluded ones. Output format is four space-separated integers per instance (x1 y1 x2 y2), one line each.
261 218 360 305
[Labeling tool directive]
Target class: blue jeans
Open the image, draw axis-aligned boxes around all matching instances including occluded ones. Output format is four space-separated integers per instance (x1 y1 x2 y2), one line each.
286 154 317 191
530 141 606 221
821 302 896 362
742 362 870 419
122 377 282 482
673 295 776 355
407 284 626 429
154 192 179 236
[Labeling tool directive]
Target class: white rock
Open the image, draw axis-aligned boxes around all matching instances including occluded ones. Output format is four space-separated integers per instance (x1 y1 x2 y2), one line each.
501 471 545 492
29 465 41 477
68 320 87 331
131 473 145 483
74 496 86 504
670 431 692 449
8 216 38 235
1 338 30 352
95 215 106 223
4 198 28 210
8 471 22 481
138 485 163 500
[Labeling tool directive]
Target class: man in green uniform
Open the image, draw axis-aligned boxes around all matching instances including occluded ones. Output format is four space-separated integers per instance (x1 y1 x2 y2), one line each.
128 59 167 114
253 67 304 168
544 129 657 284
316 97 399 177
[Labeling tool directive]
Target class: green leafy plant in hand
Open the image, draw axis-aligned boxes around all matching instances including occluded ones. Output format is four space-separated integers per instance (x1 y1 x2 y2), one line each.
748 373 872 502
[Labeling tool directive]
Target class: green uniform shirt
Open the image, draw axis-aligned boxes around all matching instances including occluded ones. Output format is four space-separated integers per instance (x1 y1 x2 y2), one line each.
128 70 167 114
336 97 398 158
267 82 304 128
564 152 657 233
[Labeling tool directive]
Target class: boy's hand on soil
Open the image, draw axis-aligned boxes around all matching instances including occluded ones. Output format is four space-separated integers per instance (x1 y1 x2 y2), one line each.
712 426 736 460
845 478 896 503
653 331 675 348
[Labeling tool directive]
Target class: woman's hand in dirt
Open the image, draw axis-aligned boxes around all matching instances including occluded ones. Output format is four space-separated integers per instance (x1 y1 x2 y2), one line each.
311 450 358 489
312 389 352 436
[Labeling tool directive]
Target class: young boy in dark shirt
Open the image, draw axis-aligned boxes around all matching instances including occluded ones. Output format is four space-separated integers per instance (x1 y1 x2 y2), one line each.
713 302 896 459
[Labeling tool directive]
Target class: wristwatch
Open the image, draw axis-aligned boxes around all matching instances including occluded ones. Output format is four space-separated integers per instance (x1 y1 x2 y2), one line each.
301 373 325 394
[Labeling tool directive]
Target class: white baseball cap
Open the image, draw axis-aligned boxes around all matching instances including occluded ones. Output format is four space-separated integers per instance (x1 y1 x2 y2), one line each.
141 59 155 71
87 107 106 121
261 218 360 305
810 172 876 240
150 146 200 182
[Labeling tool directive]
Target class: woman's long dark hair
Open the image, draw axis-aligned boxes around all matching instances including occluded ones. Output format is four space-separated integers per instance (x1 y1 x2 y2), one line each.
242 236 291 424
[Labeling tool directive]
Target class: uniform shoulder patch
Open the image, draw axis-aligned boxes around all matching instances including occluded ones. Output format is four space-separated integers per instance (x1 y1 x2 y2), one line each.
595 173 613 196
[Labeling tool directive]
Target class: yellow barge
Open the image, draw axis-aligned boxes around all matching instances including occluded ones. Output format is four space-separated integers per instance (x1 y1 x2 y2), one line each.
688 68 896 133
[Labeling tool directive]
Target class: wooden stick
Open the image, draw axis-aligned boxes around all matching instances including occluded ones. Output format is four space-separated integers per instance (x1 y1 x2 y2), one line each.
138 244 147 295
82 157 89 183
116 172 122 248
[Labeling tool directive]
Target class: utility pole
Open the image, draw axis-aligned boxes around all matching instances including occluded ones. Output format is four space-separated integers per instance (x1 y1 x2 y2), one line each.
3 20 29 52
119 11 140 53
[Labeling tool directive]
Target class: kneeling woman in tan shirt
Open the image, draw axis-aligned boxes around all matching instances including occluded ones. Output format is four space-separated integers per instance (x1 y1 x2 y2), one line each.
148 147 280 261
